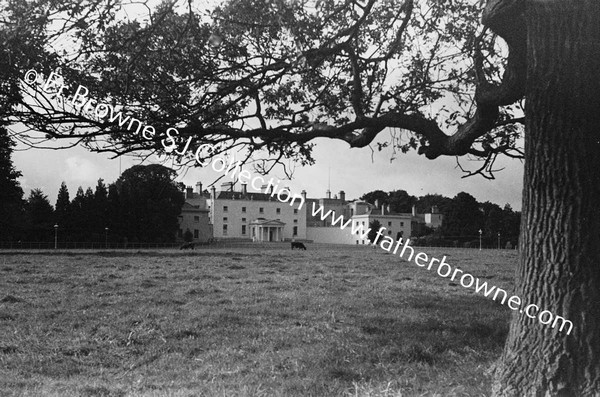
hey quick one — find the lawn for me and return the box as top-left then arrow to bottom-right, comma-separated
0,245 -> 517,396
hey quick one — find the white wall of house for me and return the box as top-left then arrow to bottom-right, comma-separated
351,214 -> 413,244
180,183 -> 441,244
307,213 -> 412,245
209,196 -> 307,240
306,227 -> 357,244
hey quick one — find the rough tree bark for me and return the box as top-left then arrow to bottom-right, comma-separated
491,0 -> 600,395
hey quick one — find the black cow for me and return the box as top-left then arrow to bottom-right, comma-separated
291,241 -> 306,250
180,242 -> 195,250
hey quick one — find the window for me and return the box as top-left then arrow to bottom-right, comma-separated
259,207 -> 264,214
194,216 -> 200,222
223,225 -> 228,235
242,225 -> 246,235
388,230 -> 392,235
294,209 -> 298,214
194,229 -> 199,238
276,208 -> 281,214
223,206 -> 228,212
388,221 -> 392,227
242,207 -> 246,213
242,218 -> 246,222
362,221 -> 365,225
400,222 -> 404,226
293,226 -> 298,236
293,219 -> 298,224
223,217 -> 228,222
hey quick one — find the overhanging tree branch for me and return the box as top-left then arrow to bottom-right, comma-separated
3,0 -> 526,178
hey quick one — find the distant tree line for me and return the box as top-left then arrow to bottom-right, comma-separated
50,165 -> 185,244
0,129 -> 185,244
2,125 -> 518,246
360,189 -> 521,248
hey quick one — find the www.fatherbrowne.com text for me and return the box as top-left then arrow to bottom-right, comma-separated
310,202 -> 574,335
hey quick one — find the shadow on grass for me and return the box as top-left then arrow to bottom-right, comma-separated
313,293 -> 510,393
358,294 -> 509,361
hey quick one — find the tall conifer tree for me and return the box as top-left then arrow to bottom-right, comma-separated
24,188 -> 54,241
55,182 -> 70,224
0,127 -> 24,241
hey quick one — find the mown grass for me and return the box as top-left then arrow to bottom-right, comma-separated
0,245 -> 517,396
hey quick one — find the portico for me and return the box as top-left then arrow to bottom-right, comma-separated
250,219 -> 286,242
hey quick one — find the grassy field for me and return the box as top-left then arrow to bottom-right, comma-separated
0,245 -> 517,396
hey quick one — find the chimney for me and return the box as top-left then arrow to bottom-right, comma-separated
186,186 -> 193,199
374,199 -> 379,208
241,183 -> 247,195
301,190 -> 307,200
381,205 -> 385,215
326,189 -> 331,199
195,182 -> 202,194
412,205 -> 417,216
210,186 -> 216,199
339,190 -> 345,202
261,184 -> 268,193
432,205 -> 439,214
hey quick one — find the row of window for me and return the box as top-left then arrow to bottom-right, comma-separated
196,217 -> 402,226
221,217 -> 298,224
222,206 -> 299,215
222,225 -> 298,236
355,220 -> 405,227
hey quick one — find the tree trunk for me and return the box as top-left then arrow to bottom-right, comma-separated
492,1 -> 600,395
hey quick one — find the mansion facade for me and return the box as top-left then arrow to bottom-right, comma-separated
177,182 -> 442,244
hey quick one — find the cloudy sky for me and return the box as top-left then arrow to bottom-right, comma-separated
13,134 -> 524,210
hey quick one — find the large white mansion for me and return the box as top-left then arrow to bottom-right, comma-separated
177,182 -> 442,244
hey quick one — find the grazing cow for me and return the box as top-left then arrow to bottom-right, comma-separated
291,241 -> 306,250
180,242 -> 195,250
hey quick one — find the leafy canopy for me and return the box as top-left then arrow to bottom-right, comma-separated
3,0 -> 523,178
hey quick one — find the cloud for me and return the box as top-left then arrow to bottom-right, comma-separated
63,156 -> 103,184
